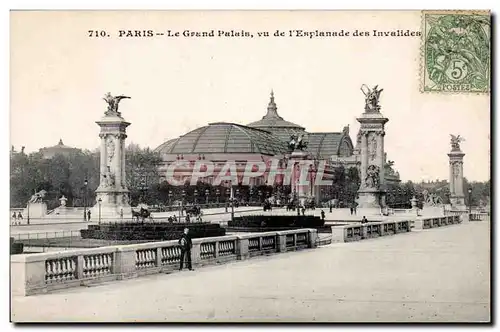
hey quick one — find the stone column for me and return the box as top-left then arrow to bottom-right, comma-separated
360,133 -> 368,188
448,148 -> 465,209
377,131 -> 385,189
99,134 -> 106,189
115,134 -> 122,190
355,100 -> 388,209
93,113 -> 131,219
121,137 -> 127,188
449,161 -> 454,194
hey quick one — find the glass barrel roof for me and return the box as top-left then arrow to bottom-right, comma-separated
307,133 -> 348,159
154,123 -> 289,156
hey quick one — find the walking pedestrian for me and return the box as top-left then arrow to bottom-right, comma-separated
87,210 -> 91,221
17,212 -> 23,220
178,228 -> 193,271
12,212 -> 17,221
321,210 -> 325,221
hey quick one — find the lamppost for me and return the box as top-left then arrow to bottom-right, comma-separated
27,200 -> 30,225
168,190 -> 173,208
468,187 -> 472,216
180,189 -> 186,220
139,177 -> 148,204
259,190 -> 263,204
83,179 -> 88,221
194,189 -> 198,205
295,190 -> 300,217
216,188 -> 220,204
225,188 -> 230,212
98,198 -> 102,224
205,189 -> 209,205
230,186 -> 235,222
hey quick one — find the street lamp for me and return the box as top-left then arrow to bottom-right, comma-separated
295,190 -> 300,217
216,188 -> 220,204
181,189 -> 186,219
83,179 -> 88,221
205,189 -> 209,205
194,189 -> 198,205
230,186 -> 235,222
249,187 -> 254,204
168,190 -> 173,208
98,198 -> 102,224
27,200 -> 30,225
468,187 -> 472,216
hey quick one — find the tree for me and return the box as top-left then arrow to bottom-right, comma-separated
125,144 -> 163,206
10,149 -> 99,209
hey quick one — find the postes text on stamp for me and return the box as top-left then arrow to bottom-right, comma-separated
421,11 -> 490,93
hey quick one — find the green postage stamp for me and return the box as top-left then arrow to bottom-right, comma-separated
421,10 -> 491,93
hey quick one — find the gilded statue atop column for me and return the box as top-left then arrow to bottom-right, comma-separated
103,92 -> 131,117
450,134 -> 465,151
361,84 -> 383,112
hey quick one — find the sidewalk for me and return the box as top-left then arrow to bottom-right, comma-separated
11,220 -> 490,322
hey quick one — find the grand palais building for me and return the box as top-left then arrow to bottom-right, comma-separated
154,92 -> 400,203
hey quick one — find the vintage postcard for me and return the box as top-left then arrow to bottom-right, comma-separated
10,10 -> 491,323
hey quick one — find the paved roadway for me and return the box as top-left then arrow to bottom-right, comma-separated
11,220 -> 490,322
9,206 -> 330,238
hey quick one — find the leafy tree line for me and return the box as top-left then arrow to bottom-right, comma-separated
10,144 -> 163,209
10,146 -> 363,209
10,145 -> 490,209
385,179 -> 491,208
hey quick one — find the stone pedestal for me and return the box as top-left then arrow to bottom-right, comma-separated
356,105 -> 389,209
91,110 -> 132,220
448,146 -> 466,210
410,196 -> 418,209
23,202 -> 47,219
290,151 -> 312,206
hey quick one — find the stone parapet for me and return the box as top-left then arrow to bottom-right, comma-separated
331,220 -> 411,243
11,228 -> 317,297
411,215 -> 461,230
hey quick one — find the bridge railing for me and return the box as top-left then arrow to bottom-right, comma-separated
11,228 -> 317,296
331,215 -> 461,243
331,220 -> 412,243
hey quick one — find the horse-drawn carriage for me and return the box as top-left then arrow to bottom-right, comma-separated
131,205 -> 153,223
184,205 -> 202,217
263,200 -> 272,211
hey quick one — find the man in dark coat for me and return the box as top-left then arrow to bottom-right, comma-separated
178,228 -> 193,271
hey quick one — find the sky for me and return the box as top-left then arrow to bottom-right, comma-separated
10,10 -> 491,182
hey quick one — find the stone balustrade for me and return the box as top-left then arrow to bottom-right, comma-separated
11,228 -> 317,296
331,220 -> 411,243
468,213 -> 488,221
408,215 -> 461,230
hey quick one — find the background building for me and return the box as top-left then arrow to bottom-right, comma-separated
154,92 -> 401,204
39,139 -> 80,159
